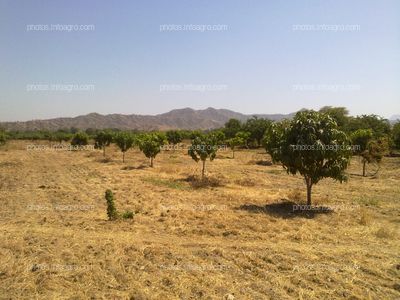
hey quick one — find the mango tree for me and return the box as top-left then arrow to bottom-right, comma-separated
166,130 -> 183,148
264,110 -> 352,205
114,132 -> 135,163
188,133 -> 219,178
94,130 -> 114,157
71,132 -> 89,146
138,133 -> 166,167
226,133 -> 245,158
351,129 -> 388,176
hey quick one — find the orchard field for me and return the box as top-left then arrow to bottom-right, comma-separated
0,140 -> 399,299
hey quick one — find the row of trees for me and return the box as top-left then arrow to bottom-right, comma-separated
4,128 -> 192,143
223,117 -> 272,147
187,110 -> 394,205
72,131 -> 166,166
1,108 -> 399,206
3,108 -> 399,150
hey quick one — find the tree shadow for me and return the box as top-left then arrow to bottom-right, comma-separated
255,160 -> 273,166
121,164 -> 147,170
237,200 -> 334,219
178,175 -> 224,188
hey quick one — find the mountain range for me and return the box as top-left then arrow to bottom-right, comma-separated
0,108 -> 296,131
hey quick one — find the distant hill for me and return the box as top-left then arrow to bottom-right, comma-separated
0,107 -> 297,131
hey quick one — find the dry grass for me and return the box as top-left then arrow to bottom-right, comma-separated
0,141 -> 399,299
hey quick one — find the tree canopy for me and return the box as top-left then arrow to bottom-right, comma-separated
264,110 -> 352,205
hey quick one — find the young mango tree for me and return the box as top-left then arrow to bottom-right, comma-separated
350,129 -> 373,176
138,133 -> 166,167
223,118 -> 242,139
94,130 -> 114,157
244,116 -> 272,147
166,130 -> 183,149
71,132 -> 89,146
236,131 -> 251,148
264,110 -> 352,205
364,137 -> 389,174
350,129 -> 389,176
114,132 -> 135,163
188,133 -> 219,178
54,132 -> 71,144
226,134 -> 245,158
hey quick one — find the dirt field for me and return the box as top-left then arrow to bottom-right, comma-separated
0,141 -> 399,299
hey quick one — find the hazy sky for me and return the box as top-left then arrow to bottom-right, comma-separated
0,0 -> 399,121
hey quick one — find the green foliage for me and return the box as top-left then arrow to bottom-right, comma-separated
166,130 -> 183,145
350,129 -> 373,154
6,128 -> 80,141
209,130 -> 226,144
121,210 -> 134,219
235,131 -> 251,148
138,133 -> 166,167
319,106 -> 349,129
0,131 -> 7,146
71,132 -> 89,146
364,137 -> 389,163
105,189 -> 118,220
264,110 -> 352,205
44,131 -> 56,142
54,132 -> 71,143
351,129 -> 388,176
85,128 -> 97,137
188,133 -> 219,178
105,189 -> 134,220
392,122 -> 400,149
362,137 -> 389,176
223,118 -> 242,139
189,130 -> 204,140
114,132 -> 135,162
226,133 -> 245,158
94,131 -> 114,157
244,116 -> 272,147
345,115 -> 391,137
70,127 -> 79,134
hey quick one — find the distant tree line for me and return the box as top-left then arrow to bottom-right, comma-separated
1,106 -> 399,205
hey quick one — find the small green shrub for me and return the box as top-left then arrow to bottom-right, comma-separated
105,189 -> 118,220
122,210 -> 134,219
71,132 -> 89,146
104,189 -> 134,221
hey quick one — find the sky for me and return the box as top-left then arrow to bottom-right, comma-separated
0,0 -> 399,121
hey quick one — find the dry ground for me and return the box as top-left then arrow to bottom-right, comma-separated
0,140 -> 399,299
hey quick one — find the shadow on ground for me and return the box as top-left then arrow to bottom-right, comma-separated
121,164 -> 148,170
177,175 -> 224,188
238,200 -> 334,219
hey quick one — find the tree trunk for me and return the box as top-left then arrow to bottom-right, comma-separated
232,149 -> 235,159
202,160 -> 206,179
362,160 -> 366,177
150,157 -> 153,167
305,177 -> 312,206
122,152 -> 125,163
103,146 -> 106,157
